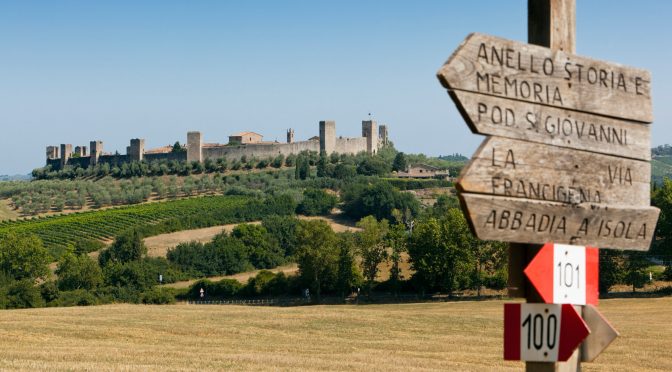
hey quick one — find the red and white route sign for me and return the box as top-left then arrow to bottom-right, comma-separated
504,303 -> 590,362
524,243 -> 599,305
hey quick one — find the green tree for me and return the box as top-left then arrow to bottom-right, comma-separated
386,222 -> 408,297
356,216 -> 390,293
407,209 -> 473,296
599,250 -> 626,293
56,250 -> 104,291
262,215 -> 299,257
342,181 -> 420,221
356,156 -> 391,176
317,152 -> 328,177
297,188 -> 338,216
231,224 -> 284,269
651,179 -> 672,272
295,220 -> 339,302
171,141 -> 186,153
335,233 -> 363,298
98,231 -> 147,267
392,152 -> 408,172
624,252 -> 650,292
0,232 -> 50,281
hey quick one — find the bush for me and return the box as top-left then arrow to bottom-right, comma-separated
141,287 -> 176,304
6,280 -> 45,309
297,189 -> 338,216
168,236 -> 251,277
483,270 -> 507,290
188,278 -> 243,299
52,289 -> 99,307
103,260 -> 157,291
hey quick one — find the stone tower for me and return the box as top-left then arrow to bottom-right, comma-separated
319,121 -> 336,155
90,140 -> 103,166
129,138 -> 145,162
60,144 -> 72,168
287,128 -> 295,144
46,146 -> 59,161
362,120 -> 378,154
379,125 -> 389,146
187,131 -> 202,163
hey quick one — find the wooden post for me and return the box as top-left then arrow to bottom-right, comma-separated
525,1 -> 578,371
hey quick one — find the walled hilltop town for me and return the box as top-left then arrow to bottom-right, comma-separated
44,120 -> 389,170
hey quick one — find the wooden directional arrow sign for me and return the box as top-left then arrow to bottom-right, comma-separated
457,136 -> 651,206
438,32 -> 659,251
581,304 -> 619,362
504,303 -> 590,362
459,193 -> 659,250
437,33 -> 653,123
524,243 -> 599,305
449,90 -> 651,161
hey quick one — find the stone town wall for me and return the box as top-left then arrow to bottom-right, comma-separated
202,140 -> 321,161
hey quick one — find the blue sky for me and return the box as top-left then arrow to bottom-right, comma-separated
1,0 -> 670,174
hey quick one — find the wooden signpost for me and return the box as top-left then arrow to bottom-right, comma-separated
436,0 -> 658,370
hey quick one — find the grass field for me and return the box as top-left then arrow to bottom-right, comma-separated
0,298 -> 670,371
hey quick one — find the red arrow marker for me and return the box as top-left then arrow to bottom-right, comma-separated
524,243 -> 599,305
504,303 -> 590,362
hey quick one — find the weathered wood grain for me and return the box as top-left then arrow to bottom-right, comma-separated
459,193 -> 659,251
457,136 -> 651,206
437,33 -> 652,123
450,91 -> 651,160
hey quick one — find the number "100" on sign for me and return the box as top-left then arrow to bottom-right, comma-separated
504,303 -> 590,362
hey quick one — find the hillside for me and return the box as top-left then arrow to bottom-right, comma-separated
652,156 -> 672,185
0,298 -> 670,371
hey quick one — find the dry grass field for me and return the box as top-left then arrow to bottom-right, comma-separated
0,199 -> 18,221
0,298 -> 670,371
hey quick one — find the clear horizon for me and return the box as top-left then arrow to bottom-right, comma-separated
1,0 -> 670,174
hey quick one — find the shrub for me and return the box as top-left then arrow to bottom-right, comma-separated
6,280 -> 45,309
297,188 -> 338,216
141,287 -> 176,304
52,289 -> 99,307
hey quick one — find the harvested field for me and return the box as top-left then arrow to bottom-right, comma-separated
0,298 -> 670,371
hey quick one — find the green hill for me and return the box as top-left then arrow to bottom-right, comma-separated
652,157 -> 672,185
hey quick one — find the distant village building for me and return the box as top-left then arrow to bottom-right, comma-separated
43,120 -> 390,170
396,164 -> 450,179
228,132 -> 263,144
